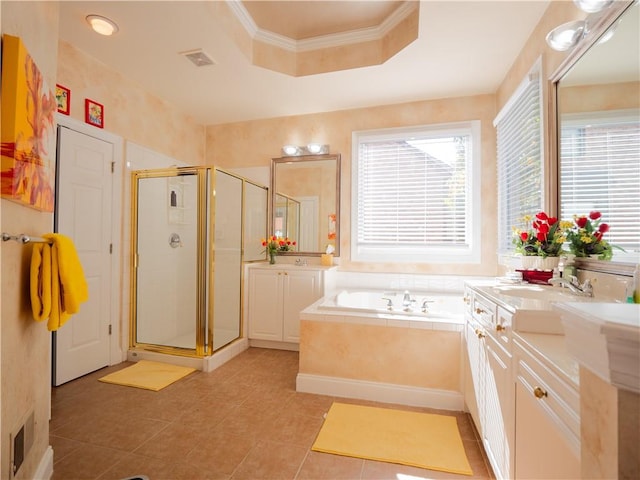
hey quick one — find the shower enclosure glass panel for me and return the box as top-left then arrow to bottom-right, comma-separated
244,181 -> 269,261
212,170 -> 242,350
132,168 -> 209,356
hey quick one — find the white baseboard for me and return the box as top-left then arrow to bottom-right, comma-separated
203,338 -> 249,372
126,338 -> 249,373
34,445 -> 54,480
296,373 -> 464,411
249,339 -> 299,351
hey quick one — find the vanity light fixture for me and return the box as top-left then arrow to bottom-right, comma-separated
281,144 -> 329,156
282,145 -> 300,156
546,20 -> 587,51
86,14 -> 119,36
547,0 -> 616,51
307,143 -> 323,154
573,0 -> 614,14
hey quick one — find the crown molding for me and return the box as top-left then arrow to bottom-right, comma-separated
227,0 -> 418,53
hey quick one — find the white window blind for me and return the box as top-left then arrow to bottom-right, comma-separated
352,122 -> 480,263
495,63 -> 543,254
560,110 -> 640,254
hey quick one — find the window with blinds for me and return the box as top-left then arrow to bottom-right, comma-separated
352,122 -> 481,263
495,63 -> 543,254
560,110 -> 640,255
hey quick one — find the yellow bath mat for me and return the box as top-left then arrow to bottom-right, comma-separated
312,402 -> 473,475
98,360 -> 196,391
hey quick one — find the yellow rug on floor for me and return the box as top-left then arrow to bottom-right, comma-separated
312,402 -> 473,476
98,360 -> 196,391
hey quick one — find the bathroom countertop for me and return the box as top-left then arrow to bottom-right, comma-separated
465,278 -> 603,314
248,262 -> 338,271
465,279 -> 590,388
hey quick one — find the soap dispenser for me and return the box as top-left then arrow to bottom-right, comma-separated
627,263 -> 639,303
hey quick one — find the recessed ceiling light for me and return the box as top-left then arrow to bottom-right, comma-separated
86,14 -> 119,36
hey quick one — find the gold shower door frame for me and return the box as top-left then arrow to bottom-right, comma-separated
130,167 -> 212,358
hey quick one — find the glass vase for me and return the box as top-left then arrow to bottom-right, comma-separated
269,251 -> 276,264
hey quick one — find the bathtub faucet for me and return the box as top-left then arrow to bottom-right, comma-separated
382,298 -> 394,310
402,290 -> 412,308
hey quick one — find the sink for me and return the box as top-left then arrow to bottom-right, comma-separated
491,284 -> 588,302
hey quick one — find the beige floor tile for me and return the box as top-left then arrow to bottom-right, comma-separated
230,440 -> 309,480
264,411 -> 325,448
296,450 -> 365,479
184,430 -> 256,475
50,347 -> 491,480
51,443 -> 128,480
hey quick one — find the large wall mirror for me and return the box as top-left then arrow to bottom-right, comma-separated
555,1 -> 639,266
271,154 -> 341,256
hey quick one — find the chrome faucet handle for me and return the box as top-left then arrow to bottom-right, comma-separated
580,278 -> 594,295
382,297 -> 394,310
421,299 -> 432,313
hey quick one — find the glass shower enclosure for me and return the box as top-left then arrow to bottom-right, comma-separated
130,166 -> 267,357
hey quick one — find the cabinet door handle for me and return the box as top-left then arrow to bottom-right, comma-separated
463,296 -> 470,304
475,329 -> 485,339
496,324 -> 506,332
475,307 -> 486,315
533,386 -> 548,399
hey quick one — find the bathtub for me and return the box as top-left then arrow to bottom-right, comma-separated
317,289 -> 464,320
298,289 -> 465,410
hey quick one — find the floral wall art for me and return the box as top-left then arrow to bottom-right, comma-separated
1,34 -> 56,212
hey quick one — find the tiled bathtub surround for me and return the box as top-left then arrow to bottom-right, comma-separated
331,271 -> 487,295
298,287 -> 466,410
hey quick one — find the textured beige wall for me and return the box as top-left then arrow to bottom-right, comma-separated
559,81 -> 640,114
57,41 -> 206,166
1,3 -> 59,478
207,94 -> 497,275
300,320 -> 461,391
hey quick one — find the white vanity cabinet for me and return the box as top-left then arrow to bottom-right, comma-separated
465,280 -> 583,480
513,336 -> 580,479
248,265 -> 331,347
464,287 -> 514,480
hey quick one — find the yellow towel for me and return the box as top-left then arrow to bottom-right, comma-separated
43,233 -> 88,315
30,243 -> 52,322
30,233 -> 88,331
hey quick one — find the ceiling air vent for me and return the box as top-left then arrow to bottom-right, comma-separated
180,49 -> 216,67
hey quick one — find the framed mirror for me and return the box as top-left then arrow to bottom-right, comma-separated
271,154 -> 341,256
555,1 -> 639,268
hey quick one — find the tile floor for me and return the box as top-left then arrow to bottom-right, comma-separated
50,347 -> 494,480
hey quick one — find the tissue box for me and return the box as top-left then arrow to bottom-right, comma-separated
321,254 -> 333,266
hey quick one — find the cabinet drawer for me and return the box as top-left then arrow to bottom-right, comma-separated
472,292 -> 496,329
514,339 -> 580,452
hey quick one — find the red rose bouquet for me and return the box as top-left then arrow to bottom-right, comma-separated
513,211 -> 570,257
566,211 -> 621,260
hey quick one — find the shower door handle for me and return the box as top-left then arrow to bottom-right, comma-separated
169,233 -> 182,248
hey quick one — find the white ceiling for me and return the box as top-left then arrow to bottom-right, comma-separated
58,1 -> 551,126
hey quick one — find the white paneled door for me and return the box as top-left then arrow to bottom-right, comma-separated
54,126 -> 114,386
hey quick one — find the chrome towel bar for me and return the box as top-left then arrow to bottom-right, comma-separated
1,232 -> 52,244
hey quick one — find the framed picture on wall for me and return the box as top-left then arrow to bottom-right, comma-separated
55,84 -> 70,115
1,34 -> 56,211
85,98 -> 104,128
